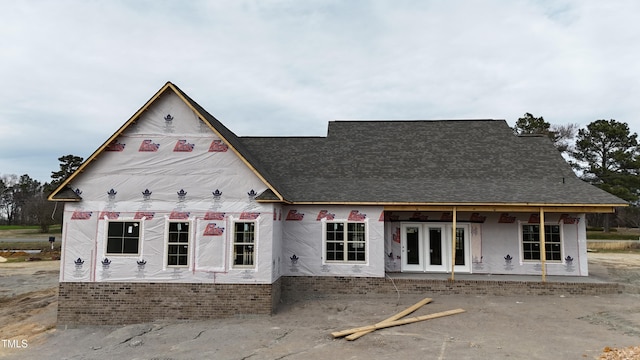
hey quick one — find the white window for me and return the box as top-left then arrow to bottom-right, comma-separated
521,224 -> 562,262
233,222 -> 256,267
167,221 -> 190,267
106,221 -> 140,255
325,221 -> 367,263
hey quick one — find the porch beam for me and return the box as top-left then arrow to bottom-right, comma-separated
383,205 -> 618,213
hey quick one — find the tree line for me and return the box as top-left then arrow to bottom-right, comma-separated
0,155 -> 83,231
513,114 -> 640,229
1,116 -> 640,231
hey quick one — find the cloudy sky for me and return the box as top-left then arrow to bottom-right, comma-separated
1,0 -> 639,183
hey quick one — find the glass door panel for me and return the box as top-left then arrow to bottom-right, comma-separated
429,227 -> 443,266
401,223 -> 470,273
402,225 -> 423,271
453,226 -> 471,273
455,228 -> 465,266
406,227 -> 420,265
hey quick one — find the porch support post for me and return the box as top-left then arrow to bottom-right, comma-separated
539,207 -> 546,282
450,206 -> 457,281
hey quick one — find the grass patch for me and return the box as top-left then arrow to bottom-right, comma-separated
0,224 -> 61,231
587,232 -> 640,240
0,225 -> 48,231
0,225 -> 62,239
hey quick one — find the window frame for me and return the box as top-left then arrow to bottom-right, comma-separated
232,220 -> 257,269
166,220 -> 192,268
105,220 -> 141,256
323,219 -> 368,264
520,222 -> 563,262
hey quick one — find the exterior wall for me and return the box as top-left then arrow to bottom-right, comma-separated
60,205 -> 276,284
280,205 -> 385,278
59,91 -> 276,284
384,211 -> 588,276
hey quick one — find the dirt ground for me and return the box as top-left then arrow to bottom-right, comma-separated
1,253 -> 640,360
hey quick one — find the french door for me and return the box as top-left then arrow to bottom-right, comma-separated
401,223 -> 470,273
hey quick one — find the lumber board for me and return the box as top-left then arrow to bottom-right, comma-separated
331,308 -> 466,338
345,297 -> 432,341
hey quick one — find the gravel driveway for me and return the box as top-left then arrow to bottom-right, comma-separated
1,253 -> 639,360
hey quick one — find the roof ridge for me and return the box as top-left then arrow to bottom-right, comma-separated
330,119 -> 505,122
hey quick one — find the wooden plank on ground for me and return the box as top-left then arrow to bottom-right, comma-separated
345,297 -> 432,341
331,308 -> 466,338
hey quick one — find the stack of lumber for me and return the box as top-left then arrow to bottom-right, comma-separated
599,345 -> 640,359
331,297 -> 465,341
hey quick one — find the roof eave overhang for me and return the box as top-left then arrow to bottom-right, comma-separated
384,204 -> 624,213
273,201 -> 626,213
49,197 -> 82,202
48,186 -> 83,202
256,199 -> 293,205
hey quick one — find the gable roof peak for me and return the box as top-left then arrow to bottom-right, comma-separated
48,81 -> 284,202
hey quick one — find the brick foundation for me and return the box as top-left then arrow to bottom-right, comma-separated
280,276 -> 624,297
58,280 -> 281,325
57,276 -> 623,325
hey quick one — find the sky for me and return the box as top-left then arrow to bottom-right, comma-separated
1,0 -> 639,183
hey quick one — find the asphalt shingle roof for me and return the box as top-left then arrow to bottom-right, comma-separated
238,120 -> 626,205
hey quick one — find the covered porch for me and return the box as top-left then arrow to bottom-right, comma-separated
382,203 -> 619,282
